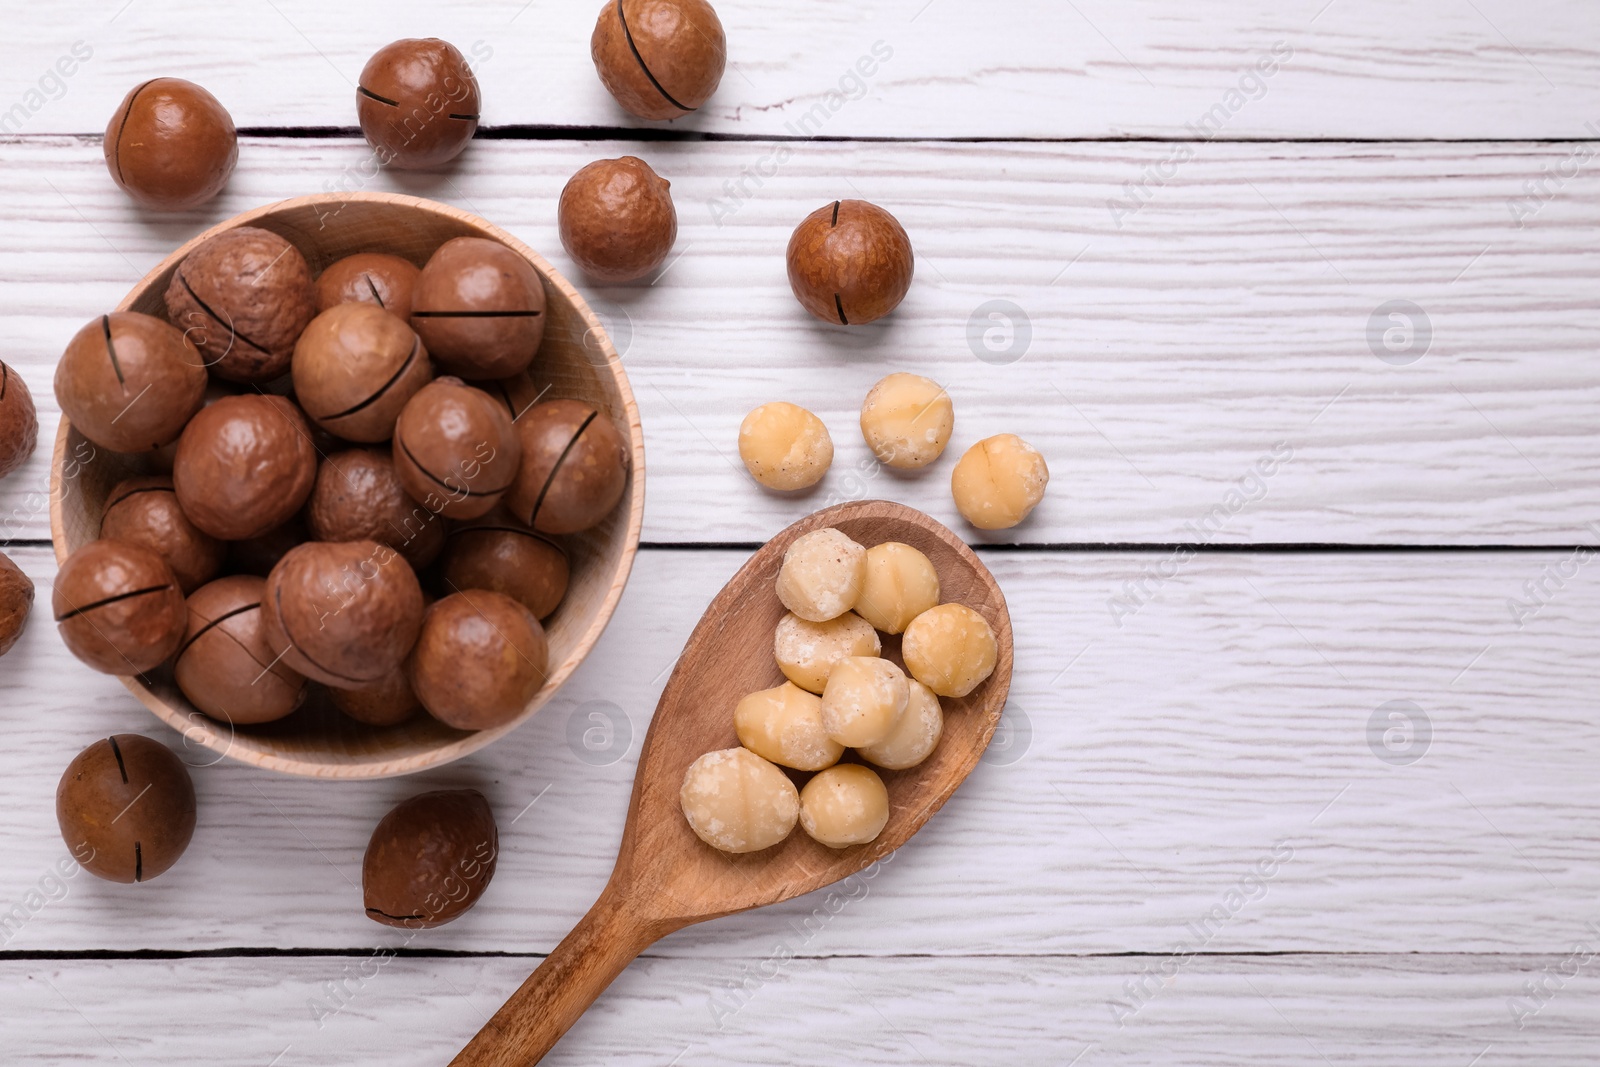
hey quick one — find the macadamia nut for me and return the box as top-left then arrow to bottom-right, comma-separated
821,655 -> 908,748
857,680 -> 943,770
734,682 -> 843,772
738,402 -> 832,491
859,373 -> 953,469
774,611 -> 879,694
902,603 -> 998,699
776,527 -> 865,623
854,541 -> 940,635
799,763 -> 889,849
680,747 -> 798,854
950,433 -> 1049,530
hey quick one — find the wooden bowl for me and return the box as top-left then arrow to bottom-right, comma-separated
49,193 -> 645,779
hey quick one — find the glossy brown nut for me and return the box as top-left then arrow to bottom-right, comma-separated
57,735 -> 197,884
558,156 -> 678,283
481,371 -> 545,426
591,0 -> 726,120
410,591 -> 548,730
786,200 -> 914,326
363,789 -> 498,928
175,575 -> 306,724
0,361 -> 38,479
226,517 -> 307,578
55,312 -> 207,452
316,253 -> 422,319
0,550 -> 33,657
260,540 -> 424,690
292,304 -> 433,443
357,38 -> 481,170
392,378 -> 522,521
100,476 -> 224,594
505,399 -> 630,535
441,513 -> 569,619
172,395 -> 317,541
104,78 -> 237,210
307,448 -> 446,570
332,667 -> 423,727
164,226 -> 318,383
53,539 -> 185,675
410,237 -> 546,380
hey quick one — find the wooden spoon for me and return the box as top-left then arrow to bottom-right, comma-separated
451,499 -> 1014,1066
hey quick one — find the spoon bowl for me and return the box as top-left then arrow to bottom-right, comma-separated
453,499 -> 1013,1065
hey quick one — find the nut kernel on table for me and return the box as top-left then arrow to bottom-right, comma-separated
950,433 -> 1050,530
858,679 -> 944,770
902,603 -> 998,699
859,372 -> 953,469
799,763 -> 890,849
739,401 -> 833,491
854,540 -> 940,635
776,527 -> 866,623
734,682 -> 844,772
821,655 -> 909,748
680,747 -> 799,854
774,610 -> 880,694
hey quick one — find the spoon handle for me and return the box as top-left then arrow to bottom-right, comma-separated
451,887 -> 653,1067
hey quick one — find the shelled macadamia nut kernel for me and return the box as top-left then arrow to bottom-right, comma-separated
104,79 -> 236,210
902,603 -> 998,699
859,373 -> 953,470
0,360 -> 38,480
821,655 -> 908,748
293,303 -> 432,443
776,527 -> 865,623
854,541 -> 940,635
786,200 -> 914,326
773,611 -> 880,694
950,433 -> 1049,530
317,252 -> 421,318
53,540 -> 186,675
590,0 -> 726,121
175,575 -> 306,725
55,312 -> 207,453
857,679 -> 943,770
57,735 -> 196,883
100,476 -> 224,594
738,402 -> 832,491
363,789 -> 498,929
680,747 -> 798,854
560,156 -> 678,283
799,763 -> 890,849
734,682 -> 844,772
357,39 -> 481,170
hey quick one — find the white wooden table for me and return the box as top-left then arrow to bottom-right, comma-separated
3,1 -> 1598,1063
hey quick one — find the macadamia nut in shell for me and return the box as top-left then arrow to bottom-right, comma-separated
786,200 -> 914,326
104,78 -> 237,210
0,361 -> 38,480
172,395 -> 317,541
590,0 -> 727,121
56,735 -> 196,883
53,540 -> 185,675
560,156 -> 678,283
55,313 -> 206,452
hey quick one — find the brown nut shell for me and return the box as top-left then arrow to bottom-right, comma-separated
786,199 -> 915,326
0,361 -> 38,480
363,789 -> 498,928
57,735 -> 197,884
357,39 -> 481,170
53,539 -> 185,675
332,668 -> 423,727
226,517 -> 307,578
54,312 -> 207,453
100,476 -> 224,594
293,303 -> 433,443
163,226 -> 318,383
440,514 -> 569,619
175,575 -> 306,724
0,550 -> 33,657
104,78 -> 237,210
409,590 -> 548,731
307,448 -> 446,570
172,394 -> 317,541
410,237 -> 546,380
260,540 -> 424,690
392,378 -> 522,521
591,0 -> 727,120
558,156 -> 678,282
316,252 -> 421,319
505,399 -> 630,535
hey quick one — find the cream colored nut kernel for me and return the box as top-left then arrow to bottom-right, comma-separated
950,433 -> 1049,530
774,611 -> 880,694
859,372 -> 953,470
902,603 -> 998,698
735,682 -> 844,772
738,401 -> 833,491
854,541 -> 940,634
799,763 -> 890,848
821,655 -> 909,748
680,748 -> 800,854
776,527 -> 866,622
858,679 -> 943,770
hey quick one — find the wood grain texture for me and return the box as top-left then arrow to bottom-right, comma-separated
0,138 -> 1595,546
5,954 -> 1595,1065
1,1 -> 1598,138
4,544 -> 1598,958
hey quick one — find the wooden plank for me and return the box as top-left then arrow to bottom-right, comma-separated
0,138 -> 1596,545
4,545 -> 1599,955
3,1 -> 1598,138
4,953 -> 1594,1065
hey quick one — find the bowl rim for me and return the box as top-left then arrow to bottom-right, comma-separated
49,191 -> 647,779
